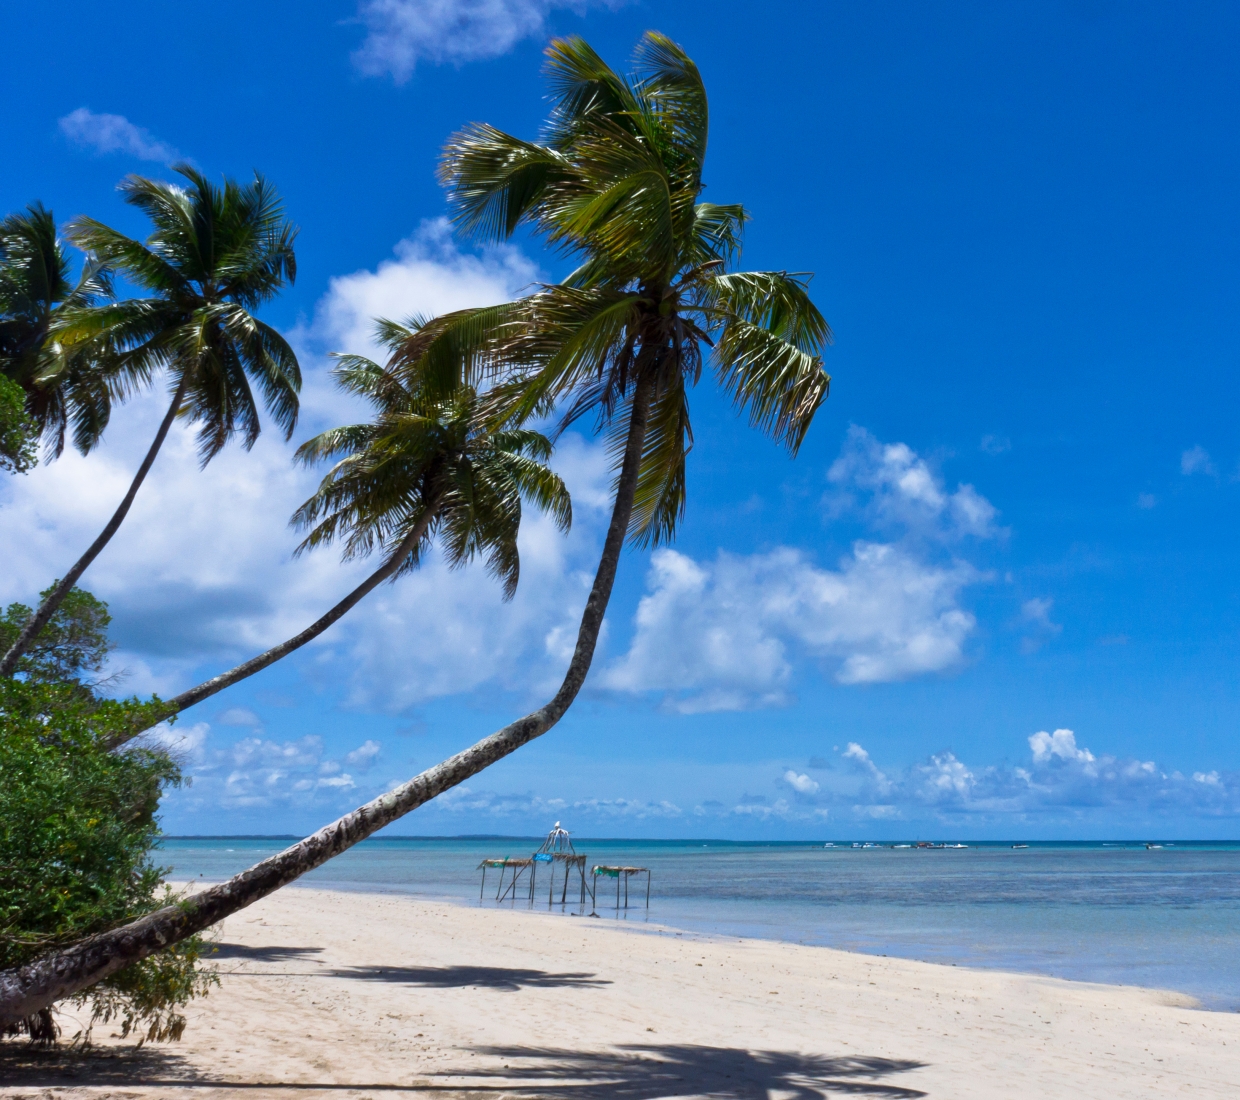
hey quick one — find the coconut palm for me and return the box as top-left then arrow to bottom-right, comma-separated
115,326 -> 571,740
0,168 -> 301,678
0,202 -> 112,458
0,32 -> 831,1027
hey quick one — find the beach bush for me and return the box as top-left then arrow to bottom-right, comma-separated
0,674 -> 215,1044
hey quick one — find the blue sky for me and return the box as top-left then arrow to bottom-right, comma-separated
4,0 -> 1240,839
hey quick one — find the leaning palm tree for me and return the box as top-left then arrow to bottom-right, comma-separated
0,202 -> 112,457
113,328 -> 571,742
0,168 -> 301,678
0,32 -> 831,1027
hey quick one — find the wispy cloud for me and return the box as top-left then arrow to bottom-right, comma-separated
58,108 -> 180,163
1181,445 -> 1216,476
134,722 -> 383,811
352,0 -> 623,83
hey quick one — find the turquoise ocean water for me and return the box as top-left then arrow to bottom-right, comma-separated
161,837 -> 1240,1011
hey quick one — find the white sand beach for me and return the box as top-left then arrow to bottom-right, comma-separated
3,885 -> 1238,1098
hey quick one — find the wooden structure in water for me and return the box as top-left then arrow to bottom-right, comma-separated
592,864 -> 651,909
533,822 -> 592,907
477,857 -> 535,903
477,823 -> 595,907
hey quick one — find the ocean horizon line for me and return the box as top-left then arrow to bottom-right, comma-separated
158,834 -> 1240,845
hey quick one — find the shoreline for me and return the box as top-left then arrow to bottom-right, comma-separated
4,883 -> 1238,1099
182,872 -> 1240,1014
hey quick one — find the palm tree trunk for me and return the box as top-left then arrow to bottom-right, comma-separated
102,502 -> 441,751
0,375 -> 653,1028
0,380 -> 188,677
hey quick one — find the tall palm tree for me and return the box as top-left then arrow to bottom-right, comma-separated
0,203 -> 112,458
0,168 -> 301,678
113,327 -> 571,742
0,32 -> 832,1027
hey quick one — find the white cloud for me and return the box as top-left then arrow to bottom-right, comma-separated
217,706 -> 263,728
0,225 -> 616,714
603,543 -> 980,711
352,0 -> 621,83
1029,728 -> 1095,765
1181,445 -> 1215,476
783,770 -> 820,794
313,219 -> 538,362
843,741 -> 893,795
1019,597 -> 1062,653
58,108 -> 179,163
827,426 -> 1000,540
764,732 -> 1240,825
601,430 -> 997,712
345,739 -> 382,770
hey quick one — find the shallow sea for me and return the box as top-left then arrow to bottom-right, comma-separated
160,837 -> 1240,1011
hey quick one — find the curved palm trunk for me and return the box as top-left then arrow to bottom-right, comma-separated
0,381 -> 188,678
103,503 -> 441,751
0,376 -> 653,1028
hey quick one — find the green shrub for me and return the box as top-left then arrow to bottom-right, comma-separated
0,679 -> 215,1043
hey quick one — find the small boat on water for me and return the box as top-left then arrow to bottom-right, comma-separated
892,843 -> 912,849
945,843 -> 968,849
1146,842 -> 1163,849
1012,844 -> 1029,849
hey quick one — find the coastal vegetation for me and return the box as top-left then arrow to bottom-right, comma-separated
0,591 -> 214,1043
0,32 -> 830,1038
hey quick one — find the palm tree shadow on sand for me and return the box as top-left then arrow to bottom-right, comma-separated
451,1044 -> 928,1099
0,1042 -> 927,1096
326,965 -> 611,991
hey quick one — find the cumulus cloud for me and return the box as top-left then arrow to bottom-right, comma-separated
59,108 -> 180,163
352,0 -> 622,82
313,219 -> 538,362
602,544 -> 979,711
757,730 -> 1240,825
1181,445 -> 1216,476
603,429 -> 995,712
1029,728 -> 1095,765
783,770 -> 820,794
0,223 -> 612,713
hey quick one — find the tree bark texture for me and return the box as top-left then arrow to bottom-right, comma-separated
0,376 -> 653,1028
103,502 -> 441,750
0,381 -> 188,677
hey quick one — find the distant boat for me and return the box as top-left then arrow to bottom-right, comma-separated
1146,843 -> 1163,849
945,844 -> 968,849
916,842 -> 946,849
823,843 -> 836,848
892,843 -> 912,849
1012,844 -> 1029,849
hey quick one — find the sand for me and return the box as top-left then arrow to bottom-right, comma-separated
2,884 -> 1238,1098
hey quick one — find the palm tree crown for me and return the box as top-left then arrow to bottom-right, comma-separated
0,203 -> 110,455
419,32 -> 831,545
58,166 -> 301,462
294,323 -> 572,600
